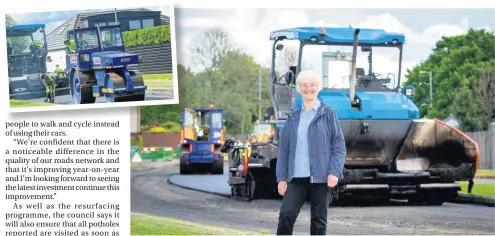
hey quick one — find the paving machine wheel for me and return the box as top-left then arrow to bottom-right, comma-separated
231,172 -> 257,201
180,154 -> 192,175
228,147 -> 264,201
211,155 -> 224,175
71,69 -> 96,104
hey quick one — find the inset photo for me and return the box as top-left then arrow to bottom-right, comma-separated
5,4 -> 178,113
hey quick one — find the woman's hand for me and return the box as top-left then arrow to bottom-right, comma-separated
278,181 -> 287,196
327,174 -> 338,188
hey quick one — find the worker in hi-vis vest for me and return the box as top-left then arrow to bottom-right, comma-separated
236,139 -> 243,148
30,39 -> 42,56
55,65 -> 65,78
31,39 -> 42,47
243,137 -> 251,157
41,74 -> 56,103
64,39 -> 76,53
193,117 -> 203,140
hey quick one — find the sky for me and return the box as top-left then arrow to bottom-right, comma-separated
173,8 -> 494,87
6,7 -> 495,87
6,5 -> 170,36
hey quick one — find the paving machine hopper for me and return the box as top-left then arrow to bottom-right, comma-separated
7,24 -> 50,95
224,27 -> 480,205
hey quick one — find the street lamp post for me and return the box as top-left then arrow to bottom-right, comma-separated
420,71 -> 433,108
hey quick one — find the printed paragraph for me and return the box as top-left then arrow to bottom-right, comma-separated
3,119 -> 123,236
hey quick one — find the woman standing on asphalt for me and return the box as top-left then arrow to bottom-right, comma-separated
275,70 -> 346,235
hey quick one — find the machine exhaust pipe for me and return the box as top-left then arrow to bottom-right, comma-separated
94,23 -> 104,51
349,28 -> 360,105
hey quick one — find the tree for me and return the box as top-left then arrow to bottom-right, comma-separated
403,29 -> 495,131
476,67 -> 495,122
451,61 -> 495,130
213,50 -> 271,134
140,29 -> 274,135
139,64 -> 194,129
189,28 -> 237,106
5,14 -> 30,53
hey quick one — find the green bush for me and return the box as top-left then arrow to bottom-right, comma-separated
162,121 -> 181,133
149,127 -> 167,133
123,25 -> 171,48
131,135 -> 144,147
142,73 -> 173,80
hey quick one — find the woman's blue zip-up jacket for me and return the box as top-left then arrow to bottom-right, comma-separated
276,102 -> 347,184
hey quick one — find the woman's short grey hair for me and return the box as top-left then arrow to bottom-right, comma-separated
295,70 -> 323,93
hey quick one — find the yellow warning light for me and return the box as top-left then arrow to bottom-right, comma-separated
256,120 -> 260,124
209,104 -> 214,109
76,23 -> 81,29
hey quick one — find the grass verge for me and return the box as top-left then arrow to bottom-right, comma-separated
131,213 -> 267,235
476,169 -> 495,178
131,163 -> 140,170
10,100 -> 58,108
142,73 -> 173,80
144,80 -> 173,89
457,181 -> 495,197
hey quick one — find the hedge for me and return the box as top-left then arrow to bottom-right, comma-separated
147,121 -> 181,133
131,135 -> 144,147
123,25 -> 171,48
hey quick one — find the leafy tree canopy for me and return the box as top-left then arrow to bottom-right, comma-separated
403,29 -> 494,131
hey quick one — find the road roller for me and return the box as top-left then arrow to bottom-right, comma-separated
65,23 -> 146,104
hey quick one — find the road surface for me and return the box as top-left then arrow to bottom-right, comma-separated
131,160 -> 495,235
10,87 -> 174,105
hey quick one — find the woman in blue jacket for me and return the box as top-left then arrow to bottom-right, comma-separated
276,70 -> 346,235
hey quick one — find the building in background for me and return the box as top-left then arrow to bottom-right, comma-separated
45,8 -> 170,73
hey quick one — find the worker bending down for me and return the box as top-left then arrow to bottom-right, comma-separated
41,74 -> 56,103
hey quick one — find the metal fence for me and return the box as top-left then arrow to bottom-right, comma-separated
126,43 -> 173,75
130,146 -> 178,162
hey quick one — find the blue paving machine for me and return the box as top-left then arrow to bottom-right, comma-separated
225,27 -> 479,205
6,24 -> 50,95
